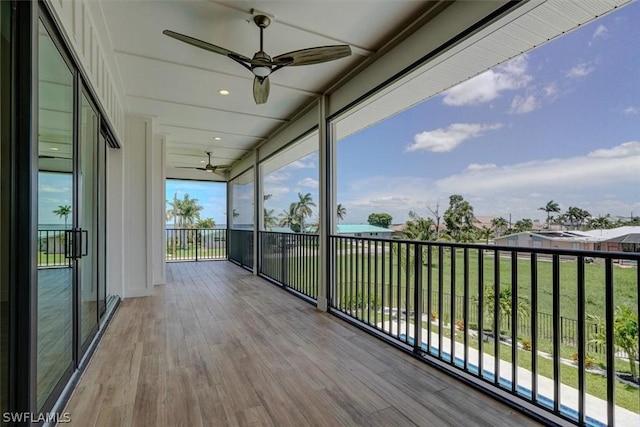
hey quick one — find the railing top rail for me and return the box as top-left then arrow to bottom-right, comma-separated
329,234 -> 640,260
259,230 -> 319,237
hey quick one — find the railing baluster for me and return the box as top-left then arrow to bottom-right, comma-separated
414,242 -> 422,355
605,258 -> 615,427
577,255 -> 585,426
478,249 -> 484,378
552,254 -> 561,413
463,248 -> 469,371
511,250 -> 518,393
531,252 -> 538,402
451,247 -> 456,364
438,245 -> 443,359
494,248 -> 500,386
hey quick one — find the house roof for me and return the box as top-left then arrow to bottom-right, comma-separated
578,226 -> 640,240
337,224 -> 392,234
603,233 -> 640,244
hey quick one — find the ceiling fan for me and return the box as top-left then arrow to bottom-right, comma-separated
176,151 -> 230,174
163,14 -> 352,104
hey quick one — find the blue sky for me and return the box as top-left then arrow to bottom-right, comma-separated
335,2 -> 640,224
166,179 -> 227,227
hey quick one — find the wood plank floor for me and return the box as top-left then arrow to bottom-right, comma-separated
63,261 -> 541,427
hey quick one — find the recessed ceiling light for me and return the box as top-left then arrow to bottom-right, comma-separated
200,160 -> 205,163
218,89 -> 230,95
214,137 -> 221,141
50,147 -> 59,151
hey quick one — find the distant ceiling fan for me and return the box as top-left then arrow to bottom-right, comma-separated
163,14 -> 352,104
176,151 -> 230,174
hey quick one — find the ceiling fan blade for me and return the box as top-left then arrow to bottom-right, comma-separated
175,166 -> 207,171
273,45 -> 351,66
163,30 -> 252,63
253,76 -> 270,105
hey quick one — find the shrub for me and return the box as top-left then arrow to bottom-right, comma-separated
521,339 -> 532,351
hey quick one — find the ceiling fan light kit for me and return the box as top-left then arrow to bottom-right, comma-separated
163,14 -> 352,104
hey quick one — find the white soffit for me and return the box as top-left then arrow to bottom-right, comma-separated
334,0 -> 634,141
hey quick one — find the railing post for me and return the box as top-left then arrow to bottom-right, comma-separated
413,243 -> 422,355
195,230 -> 199,261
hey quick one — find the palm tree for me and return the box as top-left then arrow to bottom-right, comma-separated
263,208 -> 277,231
294,192 -> 316,233
491,217 -> 508,237
477,226 -> 495,244
565,206 -> 590,230
586,214 -> 611,230
337,203 -> 347,222
53,205 -> 72,229
513,218 -> 533,233
539,200 -> 560,230
278,203 -> 300,232
403,211 -> 435,241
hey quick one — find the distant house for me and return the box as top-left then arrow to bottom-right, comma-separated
493,226 -> 640,253
494,231 -> 598,250
337,224 -> 393,239
579,226 -> 640,253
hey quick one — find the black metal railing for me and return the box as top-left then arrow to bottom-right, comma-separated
38,229 -> 71,267
259,231 -> 319,300
166,228 -> 227,261
228,229 -> 253,270
329,235 -> 640,426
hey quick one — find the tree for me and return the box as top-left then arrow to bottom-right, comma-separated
477,226 -> 495,244
473,287 -> 529,337
53,205 -> 72,229
367,213 -> 393,228
491,217 -> 509,237
426,202 -> 442,239
588,305 -> 638,381
263,208 -> 277,231
196,218 -> 216,229
403,211 -> 435,241
177,194 -> 203,228
337,203 -> 347,222
586,214 -> 611,230
552,213 -> 568,231
294,192 -> 316,233
566,206 -> 591,230
513,218 -> 533,233
279,203 -> 300,233
539,200 -> 561,230
443,194 -> 477,242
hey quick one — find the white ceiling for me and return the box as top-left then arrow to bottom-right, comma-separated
98,0 -> 439,177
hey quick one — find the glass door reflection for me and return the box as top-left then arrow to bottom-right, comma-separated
78,91 -> 98,350
36,19 -> 74,410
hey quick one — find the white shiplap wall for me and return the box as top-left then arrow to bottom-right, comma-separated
47,0 -> 125,143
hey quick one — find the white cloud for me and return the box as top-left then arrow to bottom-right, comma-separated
510,94 -> 539,114
587,141 -> 640,158
465,163 -> 497,172
543,83 -> 558,98
566,62 -> 595,78
264,171 -> 290,184
593,24 -> 608,39
442,56 -> 531,106
286,159 -> 316,169
298,177 -> 319,188
622,106 -> 638,115
435,141 -> 640,195
408,123 -> 503,152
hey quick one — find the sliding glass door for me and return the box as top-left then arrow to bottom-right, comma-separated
36,17 -> 106,411
36,18 -> 74,410
78,90 -> 99,351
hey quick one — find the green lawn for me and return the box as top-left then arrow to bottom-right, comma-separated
333,246 -> 637,320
